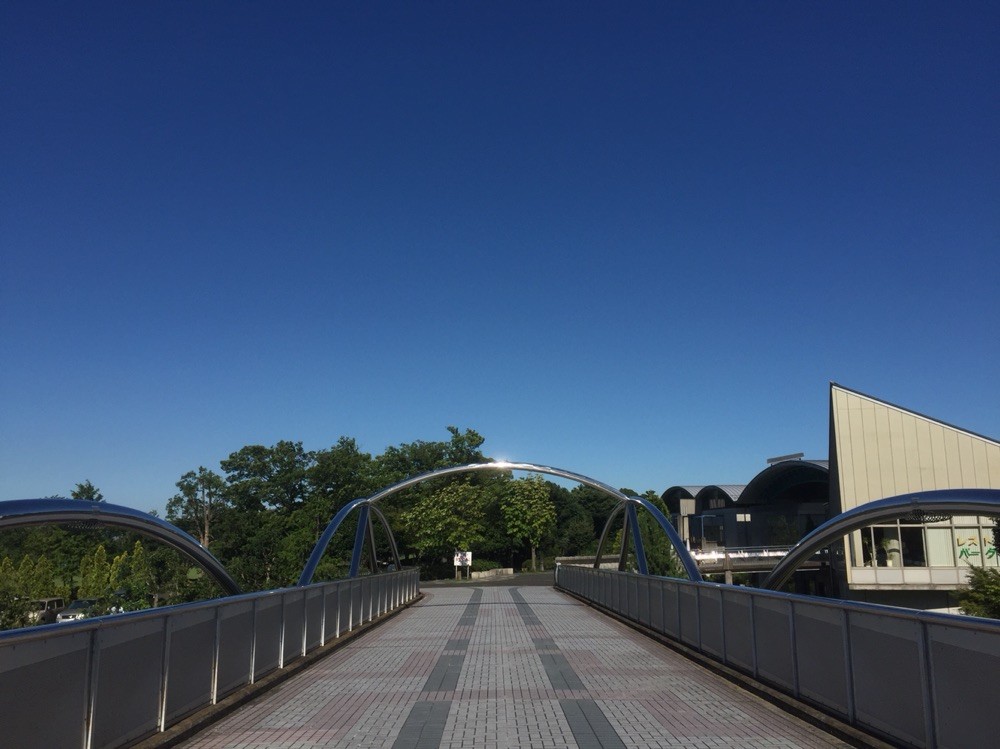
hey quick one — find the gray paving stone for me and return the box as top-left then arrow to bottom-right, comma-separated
180,586 -> 852,749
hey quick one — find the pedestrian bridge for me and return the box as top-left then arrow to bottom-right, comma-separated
3,566 -> 998,749
2,466 -> 999,748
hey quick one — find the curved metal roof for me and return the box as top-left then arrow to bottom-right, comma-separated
698,485 -> 745,503
660,486 -> 702,514
739,459 -> 829,506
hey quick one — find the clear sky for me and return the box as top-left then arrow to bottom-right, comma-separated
2,2 -> 998,515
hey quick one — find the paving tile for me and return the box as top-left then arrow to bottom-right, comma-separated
180,586 -> 851,749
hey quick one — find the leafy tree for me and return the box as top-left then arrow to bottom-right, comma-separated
501,475 -> 556,571
71,480 -> 103,501
635,492 -> 685,578
959,566 -> 1000,620
79,544 -> 110,600
221,441 -> 312,513
549,485 -> 597,556
123,541 -> 154,609
167,467 -> 226,548
400,479 -> 488,561
571,485 -> 614,542
30,555 -> 62,599
0,556 -> 29,629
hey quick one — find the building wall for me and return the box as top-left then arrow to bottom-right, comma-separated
830,384 -> 1000,594
831,385 -> 1000,506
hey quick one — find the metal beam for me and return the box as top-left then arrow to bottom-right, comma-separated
0,498 -> 241,595
762,489 -> 1000,590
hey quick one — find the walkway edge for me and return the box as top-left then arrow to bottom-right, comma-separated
557,587 -> 896,749
130,593 -> 425,749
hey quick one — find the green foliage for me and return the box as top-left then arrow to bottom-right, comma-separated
79,544 -> 110,600
71,480 -> 104,501
0,556 -> 29,629
959,566 -> 1000,620
167,467 -> 225,548
401,480 -> 488,559
1,425 -> 637,602
501,475 -> 556,571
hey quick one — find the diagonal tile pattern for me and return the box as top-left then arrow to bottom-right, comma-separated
181,586 -> 851,749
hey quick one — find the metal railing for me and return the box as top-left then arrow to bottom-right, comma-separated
556,564 -> 1000,749
0,569 -> 419,749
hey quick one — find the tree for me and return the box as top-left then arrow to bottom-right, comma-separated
123,540 -> 154,609
636,491 -> 685,578
501,475 -> 556,571
167,467 -> 226,548
221,441 -> 312,513
71,480 -> 103,501
959,566 -> 1000,620
79,544 -> 110,601
400,480 -> 488,560
0,556 -> 29,629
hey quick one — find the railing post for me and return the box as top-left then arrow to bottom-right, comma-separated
249,598 -> 259,684
919,620 -> 938,747
842,608 -> 856,725
211,606 -> 222,703
158,614 -> 173,732
789,600 -> 799,699
301,589 -> 309,657
84,627 -> 102,749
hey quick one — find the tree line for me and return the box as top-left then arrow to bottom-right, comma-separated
1,426 -> 680,628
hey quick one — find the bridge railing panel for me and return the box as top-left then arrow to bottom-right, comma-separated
339,579 -> 353,635
678,584 -> 699,647
91,616 -> 163,749
720,587 -> 754,674
163,606 -> 216,728
557,565 -> 1000,749
216,600 -> 254,699
927,618 -> 1000,747
792,601 -> 850,718
350,578 -> 363,629
253,595 -> 283,680
849,610 -> 928,747
698,586 -> 724,660
753,596 -> 795,692
305,586 -> 324,651
0,569 -> 419,749
323,581 -> 341,641
0,627 -> 91,748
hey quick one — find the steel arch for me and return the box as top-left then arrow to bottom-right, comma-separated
762,488 -> 1000,590
0,498 -> 242,595
298,461 -> 702,585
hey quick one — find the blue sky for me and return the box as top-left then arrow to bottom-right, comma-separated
2,2 -> 998,514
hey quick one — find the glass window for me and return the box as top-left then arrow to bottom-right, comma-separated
925,528 -> 955,566
955,528 -> 984,567
899,526 -> 926,567
984,528 -> 998,567
856,529 -> 874,567
873,526 -> 901,567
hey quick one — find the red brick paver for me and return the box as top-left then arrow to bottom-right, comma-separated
180,587 -> 850,748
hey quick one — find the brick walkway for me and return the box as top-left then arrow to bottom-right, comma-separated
181,586 -> 851,748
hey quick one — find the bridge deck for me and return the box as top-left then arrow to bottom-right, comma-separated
181,586 -> 849,749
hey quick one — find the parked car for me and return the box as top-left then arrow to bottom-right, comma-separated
26,597 -> 66,625
56,599 -> 99,622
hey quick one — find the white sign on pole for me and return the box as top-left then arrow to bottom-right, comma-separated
453,551 -> 471,567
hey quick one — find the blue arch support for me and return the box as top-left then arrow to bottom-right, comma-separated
298,461 -> 703,586
762,488 -> 1000,590
593,494 -> 699,580
0,498 -> 241,595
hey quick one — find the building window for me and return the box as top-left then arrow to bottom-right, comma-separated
925,527 -> 954,566
853,518 -> 997,569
